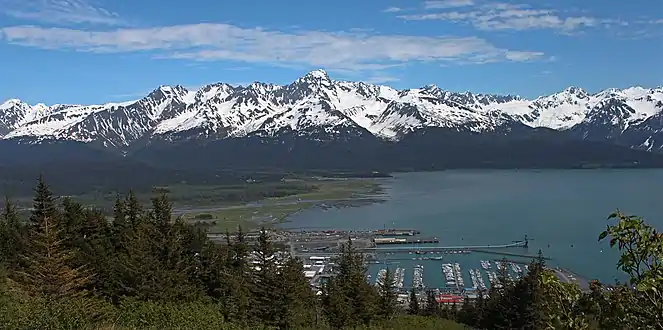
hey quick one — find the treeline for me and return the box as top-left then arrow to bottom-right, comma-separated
0,177 -> 463,329
0,177 -> 661,329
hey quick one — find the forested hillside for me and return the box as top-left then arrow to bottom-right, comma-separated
0,177 -> 661,329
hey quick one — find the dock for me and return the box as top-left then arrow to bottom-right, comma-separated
373,237 -> 440,245
361,240 -> 528,252
374,228 -> 421,236
475,249 -> 552,260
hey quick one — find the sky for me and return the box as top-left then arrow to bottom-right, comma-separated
0,0 -> 662,105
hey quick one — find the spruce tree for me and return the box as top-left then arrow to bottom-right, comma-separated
251,227 -> 279,325
277,255 -> 316,329
322,278 -> 352,329
111,194 -> 129,247
513,254 -> 546,329
150,193 -> 172,231
458,296 -> 476,326
222,225 -> 252,326
408,287 -> 420,315
322,237 -> 376,328
377,267 -> 398,320
0,197 -> 23,268
124,190 -> 142,229
9,215 -> 89,301
29,175 -> 59,232
424,289 -> 440,317
60,197 -> 86,250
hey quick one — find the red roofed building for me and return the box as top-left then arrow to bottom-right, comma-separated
436,294 -> 463,304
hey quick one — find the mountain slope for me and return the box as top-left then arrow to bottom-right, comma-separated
1,70 -> 662,154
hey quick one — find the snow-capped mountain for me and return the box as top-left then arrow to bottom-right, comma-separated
1,70 -> 662,152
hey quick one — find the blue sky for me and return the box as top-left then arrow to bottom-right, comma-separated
0,0 -> 662,105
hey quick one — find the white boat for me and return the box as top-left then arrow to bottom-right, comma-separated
413,265 -> 425,290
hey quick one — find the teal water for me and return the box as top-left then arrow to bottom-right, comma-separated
282,170 -> 663,288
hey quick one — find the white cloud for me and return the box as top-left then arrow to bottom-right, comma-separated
0,23 -> 546,72
424,0 -> 474,9
1,0 -> 123,26
505,51 -> 546,61
382,7 -> 403,13
399,1 -> 608,32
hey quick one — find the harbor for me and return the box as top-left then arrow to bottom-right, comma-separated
281,227 -> 592,299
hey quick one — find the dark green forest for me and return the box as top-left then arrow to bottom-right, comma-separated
0,177 -> 661,329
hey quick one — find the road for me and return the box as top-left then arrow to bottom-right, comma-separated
550,267 -> 591,291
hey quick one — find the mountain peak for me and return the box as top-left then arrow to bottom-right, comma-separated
1,98 -> 25,110
302,69 -> 329,80
564,86 -> 587,96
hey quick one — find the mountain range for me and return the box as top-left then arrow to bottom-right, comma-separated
2,69 -> 662,152
2,69 -> 663,192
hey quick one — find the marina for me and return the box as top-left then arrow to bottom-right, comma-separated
283,228 -> 591,297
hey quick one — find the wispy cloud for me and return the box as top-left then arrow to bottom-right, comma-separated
1,0 -> 123,26
424,0 -> 474,9
382,7 -> 403,13
0,23 -> 546,73
399,2 -> 612,32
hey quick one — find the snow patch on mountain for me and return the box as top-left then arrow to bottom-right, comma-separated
1,70 -> 662,151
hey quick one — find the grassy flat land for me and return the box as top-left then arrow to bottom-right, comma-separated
9,178 -> 385,233
6,177 -> 385,233
180,179 -> 385,232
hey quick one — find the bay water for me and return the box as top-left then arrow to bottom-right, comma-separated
281,170 -> 663,288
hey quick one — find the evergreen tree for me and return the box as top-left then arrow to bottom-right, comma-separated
9,215 -> 89,301
222,225 -> 253,326
124,190 -> 142,229
424,289 -> 439,317
408,287 -> 420,315
115,195 -> 201,302
110,194 -> 129,248
150,193 -> 172,231
474,289 -> 487,327
377,267 -> 398,320
322,278 -> 352,329
513,253 -> 547,329
479,259 -> 524,329
29,175 -> 59,232
458,297 -> 476,326
448,301 -> 459,321
251,227 -> 279,325
322,237 -> 376,328
60,197 -> 86,250
276,255 -> 317,329
0,197 -> 24,268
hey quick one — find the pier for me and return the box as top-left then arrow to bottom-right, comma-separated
360,240 -> 528,252
374,237 -> 440,245
475,249 -> 552,260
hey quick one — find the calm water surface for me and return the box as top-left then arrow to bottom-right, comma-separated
282,170 -> 663,286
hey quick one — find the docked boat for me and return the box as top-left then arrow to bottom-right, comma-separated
413,265 -> 425,290
395,267 -> 406,288
375,269 -> 387,286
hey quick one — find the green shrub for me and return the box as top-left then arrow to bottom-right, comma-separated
112,299 -> 238,330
